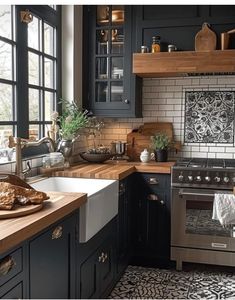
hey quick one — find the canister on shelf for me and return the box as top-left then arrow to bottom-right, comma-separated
141,45 -> 149,53
151,36 -> 161,53
168,44 -> 177,52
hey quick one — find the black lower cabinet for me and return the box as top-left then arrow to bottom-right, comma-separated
0,280 -> 24,299
130,173 -> 171,267
29,213 -> 77,299
77,217 -> 116,299
116,177 -> 131,278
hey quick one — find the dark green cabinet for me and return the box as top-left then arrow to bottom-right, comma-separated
116,178 -> 130,278
78,217 -> 116,299
130,173 -> 171,267
83,5 -> 142,117
29,214 -> 77,299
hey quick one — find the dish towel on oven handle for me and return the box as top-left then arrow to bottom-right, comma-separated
212,193 -> 235,226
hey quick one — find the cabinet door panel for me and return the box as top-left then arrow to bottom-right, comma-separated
80,251 -> 98,299
29,217 -> 75,299
0,281 -> 23,299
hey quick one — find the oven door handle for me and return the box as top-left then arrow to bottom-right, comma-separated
179,190 -> 215,198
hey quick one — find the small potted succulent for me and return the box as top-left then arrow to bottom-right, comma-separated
150,133 -> 171,162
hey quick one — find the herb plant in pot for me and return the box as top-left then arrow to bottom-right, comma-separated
151,133 -> 171,162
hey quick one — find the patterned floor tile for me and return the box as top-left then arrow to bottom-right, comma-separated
109,265 -> 235,299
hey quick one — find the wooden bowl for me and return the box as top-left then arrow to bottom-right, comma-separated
79,152 -> 111,163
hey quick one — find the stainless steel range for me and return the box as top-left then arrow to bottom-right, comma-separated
171,158 -> 235,270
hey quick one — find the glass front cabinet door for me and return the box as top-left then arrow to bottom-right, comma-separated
84,6 -> 142,117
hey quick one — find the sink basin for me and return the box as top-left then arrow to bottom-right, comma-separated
31,177 -> 118,243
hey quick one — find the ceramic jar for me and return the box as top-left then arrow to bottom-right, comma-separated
140,149 -> 150,163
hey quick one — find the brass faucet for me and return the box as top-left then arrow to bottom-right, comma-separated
8,136 -> 55,180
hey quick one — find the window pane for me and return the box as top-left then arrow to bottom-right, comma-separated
96,82 -> 108,103
29,124 -> 39,140
44,57 -> 54,88
0,125 -> 13,149
28,51 -> 40,85
44,23 -> 54,56
0,41 -> 12,80
29,88 -> 40,121
111,57 -> 123,79
28,16 -> 40,50
0,83 -> 13,121
111,82 -> 123,102
96,57 -> 108,79
0,5 -> 11,40
44,91 -> 54,121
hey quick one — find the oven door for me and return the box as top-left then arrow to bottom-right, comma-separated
171,187 -> 235,252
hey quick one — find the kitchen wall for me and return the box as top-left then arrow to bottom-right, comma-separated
87,75 -> 235,160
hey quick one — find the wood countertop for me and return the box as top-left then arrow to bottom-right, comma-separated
55,161 -> 175,180
0,191 -> 86,255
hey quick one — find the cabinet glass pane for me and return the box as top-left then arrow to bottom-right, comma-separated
44,57 -> 54,89
45,91 -> 54,121
29,124 -> 39,140
96,82 -> 108,103
0,41 -> 12,80
111,28 -> 124,54
29,88 -> 40,121
28,51 -> 40,86
111,57 -> 123,79
28,16 -> 40,51
112,6 -> 124,25
0,125 -> 13,149
96,30 -> 109,55
0,6 -> 12,40
97,6 -> 109,26
96,57 -> 108,79
111,82 -> 123,102
0,83 -> 13,121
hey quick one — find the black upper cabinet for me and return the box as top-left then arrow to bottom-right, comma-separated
83,5 -> 142,117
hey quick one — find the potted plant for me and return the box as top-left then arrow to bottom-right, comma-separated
53,99 -> 89,166
150,133 -> 171,162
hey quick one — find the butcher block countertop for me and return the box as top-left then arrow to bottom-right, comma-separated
55,161 -> 175,180
0,191 -> 86,255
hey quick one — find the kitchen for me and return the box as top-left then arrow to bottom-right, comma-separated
0,3 -> 235,299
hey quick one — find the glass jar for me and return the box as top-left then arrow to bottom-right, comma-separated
151,36 -> 161,53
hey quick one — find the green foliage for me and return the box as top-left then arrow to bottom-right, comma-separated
150,133 -> 171,150
58,99 -> 89,140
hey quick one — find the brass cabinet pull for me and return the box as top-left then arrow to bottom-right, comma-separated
52,226 -> 63,240
98,252 -> 108,263
147,194 -> 159,201
0,256 -> 15,277
148,177 -> 159,185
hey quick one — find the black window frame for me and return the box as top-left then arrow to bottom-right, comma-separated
0,5 -> 61,142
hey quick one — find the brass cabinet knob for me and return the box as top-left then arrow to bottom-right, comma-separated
0,255 -> 15,276
52,226 -> 63,240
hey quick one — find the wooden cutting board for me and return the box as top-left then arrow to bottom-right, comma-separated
195,23 -> 217,51
0,203 -> 43,219
127,122 -> 180,161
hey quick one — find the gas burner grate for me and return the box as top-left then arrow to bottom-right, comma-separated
206,159 -> 225,169
224,159 -> 235,169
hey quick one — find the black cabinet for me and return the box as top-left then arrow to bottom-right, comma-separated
116,177 -> 130,278
83,5 -> 142,117
28,214 -> 77,299
78,217 -> 116,299
130,173 -> 171,267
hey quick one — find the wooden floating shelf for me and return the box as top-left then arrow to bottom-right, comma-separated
132,50 -> 235,78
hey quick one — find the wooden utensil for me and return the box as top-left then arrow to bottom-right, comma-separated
221,28 -> 235,50
195,23 -> 217,52
0,204 -> 43,219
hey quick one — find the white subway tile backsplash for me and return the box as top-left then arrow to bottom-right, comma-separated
209,147 -> 225,152
215,153 -> 233,159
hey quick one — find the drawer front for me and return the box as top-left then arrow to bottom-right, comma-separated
0,248 -> 22,287
140,173 -> 167,189
0,281 -> 23,299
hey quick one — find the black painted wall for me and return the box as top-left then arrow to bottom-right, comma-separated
134,5 -> 235,52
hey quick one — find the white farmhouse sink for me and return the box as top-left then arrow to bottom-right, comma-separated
31,177 -> 118,243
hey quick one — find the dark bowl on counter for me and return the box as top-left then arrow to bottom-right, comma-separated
79,152 -> 112,163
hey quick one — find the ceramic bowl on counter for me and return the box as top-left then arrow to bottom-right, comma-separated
79,152 -> 111,163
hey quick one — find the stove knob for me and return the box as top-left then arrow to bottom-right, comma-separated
178,174 -> 184,182
196,176 -> 201,182
205,176 -> 211,182
223,176 -> 230,183
214,176 -> 221,183
188,175 -> 193,182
